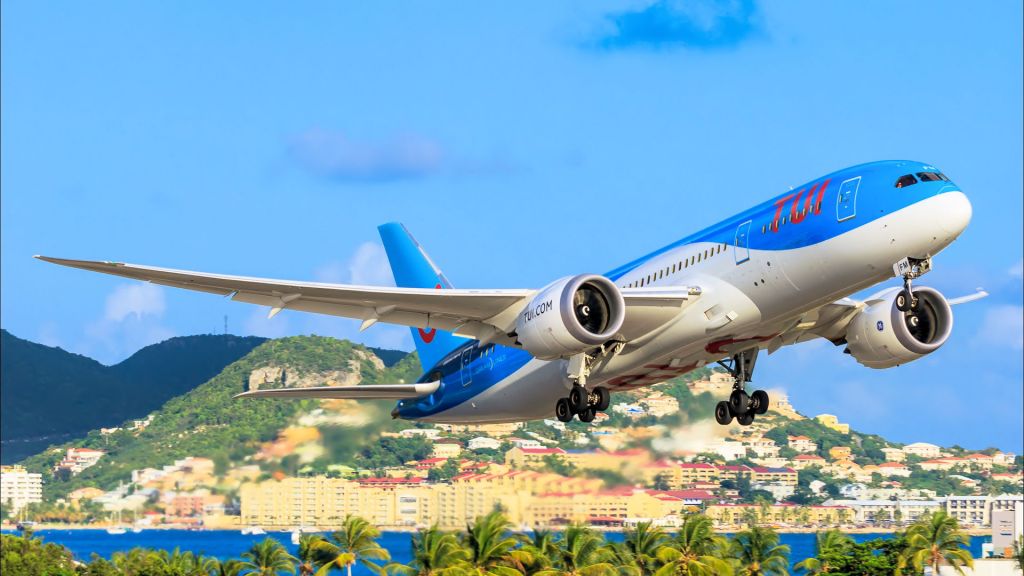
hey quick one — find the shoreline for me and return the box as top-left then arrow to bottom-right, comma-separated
1,523 -> 992,536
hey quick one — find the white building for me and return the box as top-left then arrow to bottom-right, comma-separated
903,442 -> 942,459
399,428 -> 442,439
468,437 -> 501,451
710,441 -> 748,461
881,447 -> 906,462
827,498 -> 944,524
0,465 -> 43,515
787,436 -> 818,453
55,448 -> 106,475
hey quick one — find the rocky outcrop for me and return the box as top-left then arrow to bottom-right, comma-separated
247,348 -> 385,391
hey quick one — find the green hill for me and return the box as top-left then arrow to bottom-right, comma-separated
0,330 -> 267,463
18,336 -> 421,499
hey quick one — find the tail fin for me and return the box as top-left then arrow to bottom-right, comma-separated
378,223 -> 470,372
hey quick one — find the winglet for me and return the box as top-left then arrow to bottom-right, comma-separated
947,288 -> 989,306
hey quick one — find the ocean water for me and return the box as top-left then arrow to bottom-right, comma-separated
5,529 -> 989,573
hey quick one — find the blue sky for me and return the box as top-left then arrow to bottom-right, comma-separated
2,1 -> 1021,451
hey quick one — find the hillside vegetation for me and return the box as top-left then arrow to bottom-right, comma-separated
18,336 -> 420,499
0,330 -> 266,462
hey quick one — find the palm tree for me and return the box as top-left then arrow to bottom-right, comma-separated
391,525 -> 471,576
520,529 -> 560,573
536,524 -> 616,576
1012,536 -> 1024,571
314,516 -> 391,576
655,515 -> 731,576
623,521 -> 668,576
793,530 -> 852,575
241,538 -> 297,576
207,558 -> 245,576
297,534 -> 327,576
728,525 -> 789,576
604,541 -> 643,576
462,510 -> 529,576
897,511 -> 973,576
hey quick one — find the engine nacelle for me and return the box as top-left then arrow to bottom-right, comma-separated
845,286 -> 953,369
515,274 -> 625,359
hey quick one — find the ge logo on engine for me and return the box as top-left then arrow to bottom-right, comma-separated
876,321 -> 884,332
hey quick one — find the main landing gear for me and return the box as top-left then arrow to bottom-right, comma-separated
555,385 -> 610,423
714,349 -> 770,426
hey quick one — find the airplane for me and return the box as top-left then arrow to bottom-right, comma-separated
37,160 -> 985,427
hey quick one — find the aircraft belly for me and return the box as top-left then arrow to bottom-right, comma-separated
418,360 -> 567,423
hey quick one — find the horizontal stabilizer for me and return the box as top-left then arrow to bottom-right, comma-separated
234,381 -> 439,400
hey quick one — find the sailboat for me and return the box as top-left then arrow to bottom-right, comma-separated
106,509 -> 127,535
130,510 -> 143,533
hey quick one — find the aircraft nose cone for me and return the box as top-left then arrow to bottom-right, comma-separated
937,191 -> 972,236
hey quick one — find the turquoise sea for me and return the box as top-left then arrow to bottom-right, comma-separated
4,529 -> 989,573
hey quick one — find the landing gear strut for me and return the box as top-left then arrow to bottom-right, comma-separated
714,349 -> 769,426
894,257 -> 932,312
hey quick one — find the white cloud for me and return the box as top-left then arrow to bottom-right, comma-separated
103,283 -> 166,322
975,305 -> 1024,350
82,283 -> 175,363
1010,259 -> 1023,280
347,242 -> 394,286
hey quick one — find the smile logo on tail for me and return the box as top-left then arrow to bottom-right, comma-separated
417,283 -> 443,343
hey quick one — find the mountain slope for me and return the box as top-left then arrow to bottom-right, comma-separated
0,330 -> 266,462
18,336 -> 418,499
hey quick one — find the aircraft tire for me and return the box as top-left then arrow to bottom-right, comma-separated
751,390 -> 770,415
715,401 -> 733,425
737,412 -> 755,426
569,385 -> 588,413
555,398 -> 574,422
579,408 -> 596,423
593,387 -> 611,411
896,290 -> 911,312
729,389 -> 750,416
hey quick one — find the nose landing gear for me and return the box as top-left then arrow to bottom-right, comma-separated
714,349 -> 770,426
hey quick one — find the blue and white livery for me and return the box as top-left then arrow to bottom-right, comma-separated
38,160 -> 982,426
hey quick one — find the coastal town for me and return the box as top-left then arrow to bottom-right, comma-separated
3,371 -> 1021,537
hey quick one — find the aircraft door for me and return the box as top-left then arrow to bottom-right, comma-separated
460,347 -> 474,387
836,176 -> 861,222
734,220 -> 752,264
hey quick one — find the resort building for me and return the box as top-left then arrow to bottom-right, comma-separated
504,447 -> 566,468
903,442 -> 943,459
0,465 -> 43,514
814,414 -> 850,434
881,447 -> 906,462
704,503 -> 850,527
787,436 -> 818,453
54,448 -> 106,476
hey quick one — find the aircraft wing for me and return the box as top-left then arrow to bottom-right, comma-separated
235,381 -> 440,400
35,256 -> 698,344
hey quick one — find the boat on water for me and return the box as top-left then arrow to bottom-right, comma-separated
241,526 -> 266,535
106,527 -> 127,535
290,526 -> 317,544
130,526 -> 144,534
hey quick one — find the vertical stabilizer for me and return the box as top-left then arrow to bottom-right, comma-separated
378,223 -> 470,372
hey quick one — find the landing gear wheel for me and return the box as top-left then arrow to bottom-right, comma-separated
729,389 -> 750,416
569,386 -> 588,413
555,398 -> 573,423
592,387 -> 610,412
750,390 -> 770,415
736,412 -> 755,426
896,290 -> 911,312
578,408 -> 596,423
715,401 -> 733,425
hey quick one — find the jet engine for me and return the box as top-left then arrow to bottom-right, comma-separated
845,286 -> 953,369
515,274 -> 625,359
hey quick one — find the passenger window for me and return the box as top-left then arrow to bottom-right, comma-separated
917,172 -> 942,182
762,224 -> 766,234
895,174 -> 918,188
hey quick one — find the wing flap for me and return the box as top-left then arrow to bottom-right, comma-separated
234,381 -> 440,400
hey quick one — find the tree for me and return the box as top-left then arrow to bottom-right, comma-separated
623,521 -> 668,576
536,524 -> 615,576
897,510 -> 973,576
1013,536 -> 1024,571
793,530 -> 852,575
393,526 -> 470,576
241,538 -> 297,576
654,514 -> 731,576
208,558 -> 245,576
297,534 -> 327,576
728,525 -> 790,576
315,516 -> 391,576
0,533 -> 77,576
462,510 -> 528,576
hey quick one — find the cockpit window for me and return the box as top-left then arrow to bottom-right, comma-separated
895,174 -> 918,188
917,172 -> 943,182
